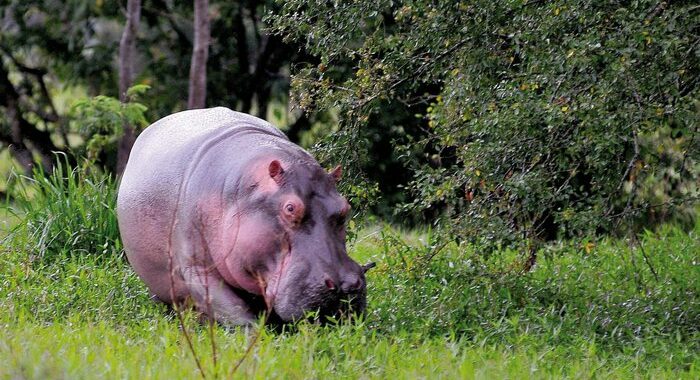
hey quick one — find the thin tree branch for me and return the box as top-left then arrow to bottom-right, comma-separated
352,38 -> 471,110
167,216 -> 207,380
193,219 -> 218,378
631,233 -> 659,282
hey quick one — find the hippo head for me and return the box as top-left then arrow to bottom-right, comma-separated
222,157 -> 367,323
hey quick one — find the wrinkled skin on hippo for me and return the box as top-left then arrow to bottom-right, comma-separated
117,107 -> 366,326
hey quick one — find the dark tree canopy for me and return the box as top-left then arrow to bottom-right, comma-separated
0,0 -> 308,173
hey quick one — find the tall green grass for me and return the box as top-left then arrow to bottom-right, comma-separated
1,164 -> 698,378
3,156 -> 121,263
357,225 -> 700,347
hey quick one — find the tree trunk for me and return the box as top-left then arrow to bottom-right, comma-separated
187,0 -> 210,109
117,0 -> 141,176
285,113 -> 310,144
0,62 -> 57,174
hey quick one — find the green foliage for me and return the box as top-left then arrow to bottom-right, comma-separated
71,85 -> 150,166
630,121 -> 700,229
2,157 -> 121,263
271,0 -> 699,248
315,126 -> 383,225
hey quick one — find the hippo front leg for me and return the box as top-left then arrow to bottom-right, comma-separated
180,266 -> 257,326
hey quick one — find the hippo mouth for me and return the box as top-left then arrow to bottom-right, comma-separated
250,258 -> 372,325
315,292 -> 367,323
268,281 -> 367,324
231,286 -> 365,326
279,291 -> 367,326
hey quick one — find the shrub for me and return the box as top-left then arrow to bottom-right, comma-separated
70,84 -> 150,170
270,0 -> 699,250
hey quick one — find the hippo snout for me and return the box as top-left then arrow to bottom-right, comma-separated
270,259 -> 367,322
341,275 -> 365,294
318,266 -> 367,318
323,269 -> 365,295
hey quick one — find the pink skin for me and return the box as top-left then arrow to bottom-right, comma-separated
118,107 -> 366,326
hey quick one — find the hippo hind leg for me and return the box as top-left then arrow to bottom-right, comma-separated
119,196 -> 188,303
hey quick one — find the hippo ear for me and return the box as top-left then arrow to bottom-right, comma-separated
329,165 -> 342,183
269,160 -> 284,183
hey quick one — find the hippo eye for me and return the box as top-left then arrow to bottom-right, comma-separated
332,214 -> 346,229
281,199 -> 305,225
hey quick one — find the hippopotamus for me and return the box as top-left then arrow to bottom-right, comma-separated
117,107 -> 367,326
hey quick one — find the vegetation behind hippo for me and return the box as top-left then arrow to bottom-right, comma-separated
1,164 -> 698,377
1,0 -> 698,377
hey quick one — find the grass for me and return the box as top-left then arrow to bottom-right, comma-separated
1,166 -> 698,378
0,149 -> 17,195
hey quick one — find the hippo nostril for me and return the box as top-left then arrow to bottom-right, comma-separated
340,276 -> 363,294
355,278 -> 363,289
324,278 -> 336,291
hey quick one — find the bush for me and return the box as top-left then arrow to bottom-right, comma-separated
70,85 -> 150,171
270,0 -> 699,250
